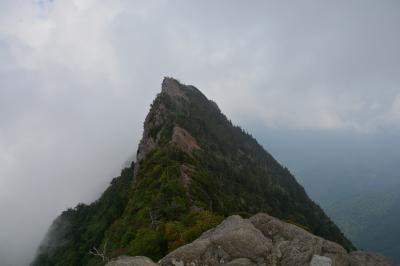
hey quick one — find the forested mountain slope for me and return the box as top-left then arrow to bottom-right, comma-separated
328,186 -> 400,263
32,78 -> 353,266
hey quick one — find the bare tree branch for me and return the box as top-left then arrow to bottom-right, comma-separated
88,239 -> 109,262
149,208 -> 161,229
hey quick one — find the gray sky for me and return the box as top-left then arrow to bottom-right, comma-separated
0,1 -> 399,265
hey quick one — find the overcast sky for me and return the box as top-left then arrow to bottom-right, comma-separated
1,1 -> 400,265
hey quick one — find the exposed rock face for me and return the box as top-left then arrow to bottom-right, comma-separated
134,100 -> 165,177
135,78 -> 194,178
106,256 -> 158,266
171,126 -> 201,154
134,78 -> 177,177
249,213 -> 349,266
162,77 -> 189,101
310,255 -> 332,266
111,213 -> 394,266
162,215 -> 273,266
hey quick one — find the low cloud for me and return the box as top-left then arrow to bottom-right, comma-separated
0,1 -> 399,265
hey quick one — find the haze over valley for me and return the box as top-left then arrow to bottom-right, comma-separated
0,1 -> 399,265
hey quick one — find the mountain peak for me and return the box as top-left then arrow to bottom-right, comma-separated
161,77 -> 203,101
134,78 -> 354,251
161,77 -> 188,100
135,78 -> 204,168
32,78 -> 357,265
162,76 -> 181,90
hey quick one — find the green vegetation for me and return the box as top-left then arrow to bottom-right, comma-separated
32,79 -> 354,266
32,166 -> 134,266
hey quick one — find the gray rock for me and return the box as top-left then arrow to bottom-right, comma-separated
249,213 -> 348,266
106,256 -> 158,266
160,215 -> 273,266
310,255 -> 332,266
223,258 -> 257,266
108,213 -> 395,266
159,213 -> 395,266
162,77 -> 189,101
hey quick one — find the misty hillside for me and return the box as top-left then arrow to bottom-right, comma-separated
327,186 -> 400,263
250,128 -> 400,263
32,78 -> 353,265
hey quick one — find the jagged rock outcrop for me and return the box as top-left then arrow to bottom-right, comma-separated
161,215 -> 273,265
108,213 -> 395,266
135,78 -> 183,176
171,126 -> 201,154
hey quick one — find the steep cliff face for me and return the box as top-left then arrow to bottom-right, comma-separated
32,77 -> 354,266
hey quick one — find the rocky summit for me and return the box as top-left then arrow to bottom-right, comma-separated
32,78 -> 391,266
107,213 -> 395,266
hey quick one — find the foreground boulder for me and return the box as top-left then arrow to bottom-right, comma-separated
106,256 -> 158,266
162,215 -> 273,265
108,214 -> 394,266
107,213 -> 394,266
161,213 -> 394,266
